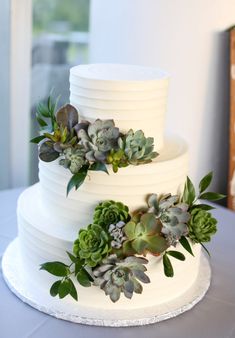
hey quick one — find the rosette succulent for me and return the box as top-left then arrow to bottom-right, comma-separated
108,221 -> 126,249
188,207 -> 217,243
59,146 -> 87,174
106,149 -> 129,173
93,254 -> 150,302
93,200 -> 130,228
118,129 -> 158,165
147,194 -> 190,246
123,213 -> 169,256
73,224 -> 111,267
77,119 -> 120,162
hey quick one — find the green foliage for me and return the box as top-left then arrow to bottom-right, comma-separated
106,149 -> 129,173
179,236 -> 194,256
123,213 -> 169,256
73,224 -> 111,267
182,176 -> 196,206
199,171 -> 213,193
89,162 -> 109,174
118,129 -> 158,165
166,250 -> 185,261
163,253 -> 174,277
40,261 -> 69,277
66,165 -> 89,196
188,207 -> 217,243
93,254 -> 150,302
199,192 -> 226,201
39,141 -> 60,162
93,200 -> 130,228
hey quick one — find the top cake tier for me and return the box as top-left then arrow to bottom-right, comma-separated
70,64 -> 169,151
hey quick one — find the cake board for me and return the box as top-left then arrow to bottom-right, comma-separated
2,238 -> 211,327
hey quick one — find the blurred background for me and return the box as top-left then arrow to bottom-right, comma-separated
1,0 -> 235,206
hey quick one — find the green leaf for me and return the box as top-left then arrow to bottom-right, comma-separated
50,280 -> 61,297
30,135 -> 45,144
200,242 -> 211,257
76,269 -> 92,287
67,278 -> 78,301
66,251 -> 78,264
36,114 -> 48,127
89,162 -> 109,175
66,166 -> 89,196
199,172 -> 213,193
191,204 -> 215,211
37,103 -> 50,118
199,192 -> 226,201
163,253 -> 174,277
58,279 -> 71,299
179,236 -> 194,256
182,176 -> 196,205
40,261 -> 69,277
39,142 -> 60,162
166,250 -> 185,261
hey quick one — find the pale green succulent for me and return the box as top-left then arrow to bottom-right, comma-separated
108,221 -> 126,249
93,254 -> 150,302
147,194 -> 190,246
123,213 -> 169,256
118,129 -> 158,165
77,119 -> 120,162
59,146 -> 87,174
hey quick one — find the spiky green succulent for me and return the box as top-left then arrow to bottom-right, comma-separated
93,200 -> 130,228
77,119 -> 120,162
93,254 -> 150,302
108,221 -> 126,249
118,129 -> 158,165
106,149 -> 129,173
147,194 -> 190,246
73,224 -> 111,267
59,146 -> 87,174
188,207 -> 217,243
39,104 -> 79,162
123,213 -> 169,256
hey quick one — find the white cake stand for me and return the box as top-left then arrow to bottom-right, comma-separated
2,238 -> 211,327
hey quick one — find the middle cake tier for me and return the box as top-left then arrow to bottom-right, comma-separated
38,135 -> 188,231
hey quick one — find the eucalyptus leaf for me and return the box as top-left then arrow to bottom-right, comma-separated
40,261 -> 69,277
77,269 -> 92,287
30,135 -> 45,144
39,142 -> 60,162
89,162 -> 109,175
182,176 -> 196,205
199,171 -> 213,193
66,166 -> 89,196
199,192 -> 226,201
58,279 -> 71,299
163,253 -> 174,277
179,236 -> 194,256
166,250 -> 185,261
50,280 -> 61,297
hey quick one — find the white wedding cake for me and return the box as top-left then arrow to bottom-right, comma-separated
2,64 -> 212,326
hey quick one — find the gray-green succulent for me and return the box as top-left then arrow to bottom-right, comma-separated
188,207 -> 217,243
93,254 -> 150,302
59,146 -> 87,174
108,221 -> 126,249
118,129 -> 158,165
77,119 -> 120,162
147,194 -> 190,246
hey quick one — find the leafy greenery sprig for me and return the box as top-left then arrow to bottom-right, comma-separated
40,173 -> 225,302
31,95 -> 158,195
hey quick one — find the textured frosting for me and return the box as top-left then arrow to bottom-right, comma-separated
17,184 -> 201,311
38,136 -> 188,229
70,64 -> 169,151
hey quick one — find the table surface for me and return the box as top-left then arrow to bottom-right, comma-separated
0,188 -> 235,338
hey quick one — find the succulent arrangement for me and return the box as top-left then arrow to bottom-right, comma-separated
40,172 -> 225,303
31,95 -> 158,195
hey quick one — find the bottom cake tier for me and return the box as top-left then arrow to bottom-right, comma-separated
2,184 -> 211,326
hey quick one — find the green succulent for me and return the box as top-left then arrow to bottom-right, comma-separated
188,207 -> 217,243
93,200 -> 130,228
118,129 -> 158,165
108,221 -> 126,249
77,119 -> 120,162
106,149 -> 129,173
73,224 -> 111,267
59,146 -> 87,174
123,213 -> 169,256
93,254 -> 150,302
147,194 -> 190,246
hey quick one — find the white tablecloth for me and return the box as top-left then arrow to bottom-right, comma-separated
0,188 -> 235,338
